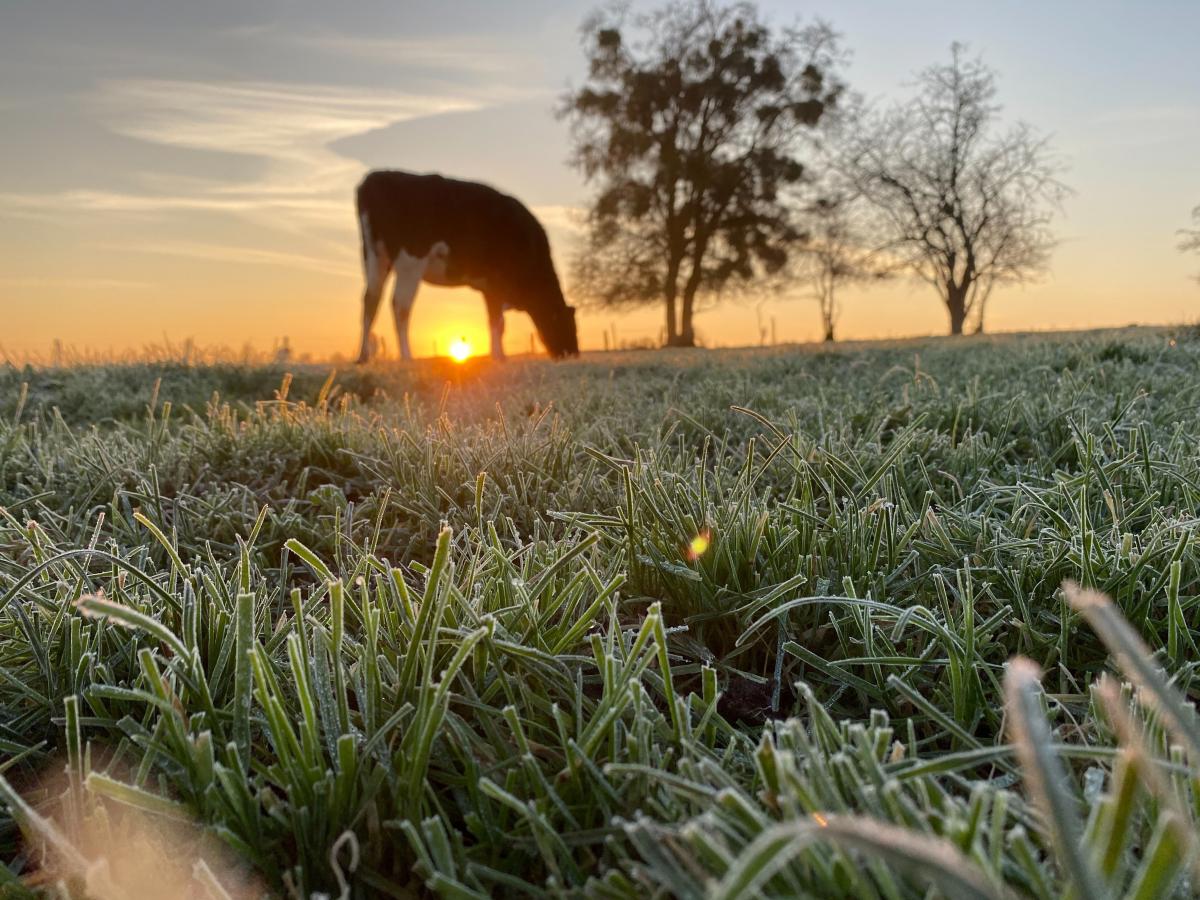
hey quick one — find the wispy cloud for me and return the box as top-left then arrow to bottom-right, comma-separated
2,188 -> 343,216
2,75 -> 524,236
530,205 -> 586,233
99,239 -> 357,278
0,79 -> 487,284
0,276 -> 153,290
98,78 -> 483,207
246,27 -> 532,76
0,25 -> 558,313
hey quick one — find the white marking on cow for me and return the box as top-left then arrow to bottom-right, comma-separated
358,224 -> 466,361
424,241 -> 450,283
391,249 -> 426,361
358,212 -> 394,363
361,214 -> 386,294
419,242 -> 493,293
389,242 -> 466,362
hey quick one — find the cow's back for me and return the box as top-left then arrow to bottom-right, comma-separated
356,171 -> 546,286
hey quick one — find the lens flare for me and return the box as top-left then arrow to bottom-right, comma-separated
687,530 -> 711,560
449,337 -> 472,363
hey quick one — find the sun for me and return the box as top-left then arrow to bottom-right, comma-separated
448,337 -> 472,363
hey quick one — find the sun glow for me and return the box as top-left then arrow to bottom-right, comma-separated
448,337 -> 472,362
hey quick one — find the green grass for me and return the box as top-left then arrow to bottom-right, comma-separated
2,326 -> 1200,897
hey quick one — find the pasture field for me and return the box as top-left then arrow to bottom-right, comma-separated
3,327 -> 1200,898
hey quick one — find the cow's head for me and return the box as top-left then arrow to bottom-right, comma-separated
512,228 -> 578,357
526,296 -> 578,358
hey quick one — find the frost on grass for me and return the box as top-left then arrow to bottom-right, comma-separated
2,328 -> 1200,896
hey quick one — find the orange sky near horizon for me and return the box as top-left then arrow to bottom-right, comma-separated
1,0 -> 1197,362
5,209 -> 1194,363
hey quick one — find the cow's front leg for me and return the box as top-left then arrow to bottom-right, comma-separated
391,251 -> 425,362
357,238 -> 391,364
486,295 -> 506,361
358,287 -> 382,364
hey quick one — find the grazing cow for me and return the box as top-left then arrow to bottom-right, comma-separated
354,170 -> 578,362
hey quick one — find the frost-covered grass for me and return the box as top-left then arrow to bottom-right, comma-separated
2,327 -> 1200,897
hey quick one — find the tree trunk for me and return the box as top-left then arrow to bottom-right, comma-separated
947,288 -> 968,336
677,250 -> 706,348
674,220 -> 714,348
665,290 -> 677,347
971,292 -> 988,334
822,284 -> 836,342
663,249 -> 683,347
678,287 -> 697,347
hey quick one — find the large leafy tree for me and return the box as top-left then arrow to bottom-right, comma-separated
843,45 -> 1069,335
561,0 -> 843,347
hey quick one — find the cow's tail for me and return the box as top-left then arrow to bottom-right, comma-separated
355,177 -> 373,268
355,174 -> 393,298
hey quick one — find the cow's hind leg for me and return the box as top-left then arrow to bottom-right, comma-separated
357,215 -> 391,364
391,251 -> 425,362
485,293 -> 506,361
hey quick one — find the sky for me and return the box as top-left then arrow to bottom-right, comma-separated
1,0 -> 1197,360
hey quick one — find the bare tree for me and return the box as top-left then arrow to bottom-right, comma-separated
842,44 -> 1069,335
798,193 -> 890,341
561,1 -> 844,346
1182,205 -> 1200,282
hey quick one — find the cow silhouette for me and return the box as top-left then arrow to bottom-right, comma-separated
355,171 -> 578,362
